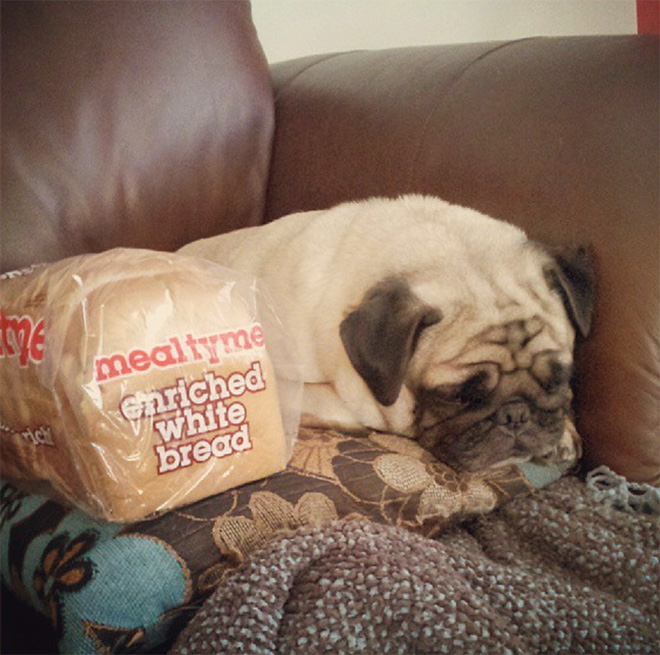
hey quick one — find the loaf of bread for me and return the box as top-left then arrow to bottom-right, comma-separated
0,249 -> 294,522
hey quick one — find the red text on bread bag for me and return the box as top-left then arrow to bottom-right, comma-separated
0,311 -> 45,366
94,323 -> 265,383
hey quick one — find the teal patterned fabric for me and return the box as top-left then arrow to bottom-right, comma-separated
0,485 -> 190,653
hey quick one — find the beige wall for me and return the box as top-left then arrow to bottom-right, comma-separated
251,0 -> 637,63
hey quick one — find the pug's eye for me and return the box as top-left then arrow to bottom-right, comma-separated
433,371 -> 492,408
456,371 -> 492,407
532,355 -> 571,392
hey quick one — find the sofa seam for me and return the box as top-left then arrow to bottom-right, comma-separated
406,37 -> 537,186
271,51 -> 366,104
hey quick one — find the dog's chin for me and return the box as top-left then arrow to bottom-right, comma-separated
416,410 -> 567,473
445,431 -> 563,473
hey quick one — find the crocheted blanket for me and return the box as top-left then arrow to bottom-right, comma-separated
171,470 -> 659,655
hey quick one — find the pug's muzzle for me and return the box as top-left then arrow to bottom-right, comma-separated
412,335 -> 573,472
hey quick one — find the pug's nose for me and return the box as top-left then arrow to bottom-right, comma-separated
496,401 -> 531,432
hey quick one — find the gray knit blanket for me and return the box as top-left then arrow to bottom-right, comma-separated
171,471 -> 659,655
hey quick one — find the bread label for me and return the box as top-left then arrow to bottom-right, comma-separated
94,324 -> 265,383
21,425 -> 55,447
155,424 -> 252,474
119,360 -> 267,475
0,311 -> 45,366
1,422 -> 54,447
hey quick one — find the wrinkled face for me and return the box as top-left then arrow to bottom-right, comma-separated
411,318 -> 573,471
339,240 -> 594,474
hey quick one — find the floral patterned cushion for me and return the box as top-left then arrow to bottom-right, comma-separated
0,427 -> 568,654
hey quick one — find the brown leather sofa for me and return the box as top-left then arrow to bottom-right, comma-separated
1,2 -> 658,653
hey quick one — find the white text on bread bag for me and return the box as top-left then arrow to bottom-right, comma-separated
0,422 -> 54,447
94,323 -> 265,383
119,362 -> 268,475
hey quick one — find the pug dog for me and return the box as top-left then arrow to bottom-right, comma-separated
179,195 -> 595,472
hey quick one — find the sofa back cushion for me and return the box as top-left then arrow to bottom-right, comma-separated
1,0 -> 273,272
265,37 -> 660,483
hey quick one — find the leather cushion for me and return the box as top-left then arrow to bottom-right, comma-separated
1,0 -> 273,271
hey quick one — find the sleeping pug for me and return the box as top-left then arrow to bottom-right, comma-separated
179,195 -> 594,472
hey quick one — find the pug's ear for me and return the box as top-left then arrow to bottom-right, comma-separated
544,245 -> 597,338
339,278 -> 442,406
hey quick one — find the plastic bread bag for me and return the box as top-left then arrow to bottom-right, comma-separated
0,248 -> 302,522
